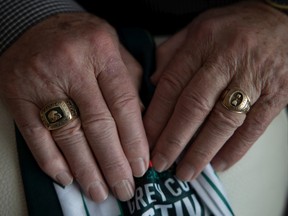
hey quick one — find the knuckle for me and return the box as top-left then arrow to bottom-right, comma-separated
90,22 -> 116,42
154,88 -> 174,107
177,91 -> 212,123
123,137 -> 144,155
82,113 -> 116,139
228,29 -> 256,52
82,111 -> 114,126
51,38 -> 81,60
44,40 -> 87,72
192,146 -> 213,164
159,73 -> 185,94
19,122 -> 44,138
237,31 -> 256,49
162,136 -> 185,157
99,55 -> 126,79
154,74 -> 185,106
240,118 -> 268,144
52,121 -> 83,144
237,130 -> 259,146
110,91 -> 138,113
209,108 -> 244,136
93,34 -> 115,54
89,28 -> 118,57
25,52 -> 44,71
199,19 -> 215,32
102,157 -> 128,175
204,56 -> 231,78
191,18 -> 216,41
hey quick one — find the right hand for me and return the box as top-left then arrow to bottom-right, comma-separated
0,13 -> 149,202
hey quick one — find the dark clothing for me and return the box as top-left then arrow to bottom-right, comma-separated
76,0 -> 240,34
0,0 -> 242,55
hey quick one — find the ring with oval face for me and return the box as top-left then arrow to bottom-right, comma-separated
221,89 -> 251,114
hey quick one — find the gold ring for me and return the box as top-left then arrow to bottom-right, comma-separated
40,99 -> 78,130
221,88 -> 251,114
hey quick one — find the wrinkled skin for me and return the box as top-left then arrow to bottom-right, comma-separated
1,0 -> 288,204
144,1 -> 288,181
0,13 -> 149,202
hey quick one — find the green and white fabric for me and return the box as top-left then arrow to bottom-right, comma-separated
54,163 -> 234,216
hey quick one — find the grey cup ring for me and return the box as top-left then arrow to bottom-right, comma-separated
221,88 -> 251,114
40,99 -> 79,130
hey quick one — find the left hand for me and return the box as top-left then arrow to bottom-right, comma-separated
144,1 -> 288,181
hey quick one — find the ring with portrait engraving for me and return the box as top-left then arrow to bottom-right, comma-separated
221,88 -> 251,114
40,99 -> 79,130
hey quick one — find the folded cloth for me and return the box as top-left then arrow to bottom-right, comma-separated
55,163 -> 234,216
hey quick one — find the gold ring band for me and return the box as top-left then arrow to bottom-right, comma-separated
40,99 -> 78,130
221,88 -> 251,114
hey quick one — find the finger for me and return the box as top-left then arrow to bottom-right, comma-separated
51,118 -> 109,202
149,62 -> 229,172
71,79 -> 135,202
11,101 -> 73,187
175,78 -> 260,180
23,79 -> 110,203
97,50 -> 149,178
151,28 -> 188,84
176,102 -> 245,181
143,44 -> 202,147
211,97 -> 280,171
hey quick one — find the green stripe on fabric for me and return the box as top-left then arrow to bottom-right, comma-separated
191,196 -> 196,213
80,190 -> 90,216
201,172 -> 234,216
199,196 -> 205,216
116,200 -> 125,216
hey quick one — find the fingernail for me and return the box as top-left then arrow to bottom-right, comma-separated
176,163 -> 195,181
89,181 -> 108,202
212,159 -> 227,172
113,180 -> 134,201
130,158 -> 147,177
56,172 -> 73,187
152,153 -> 167,172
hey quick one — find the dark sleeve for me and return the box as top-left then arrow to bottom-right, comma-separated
0,0 -> 85,55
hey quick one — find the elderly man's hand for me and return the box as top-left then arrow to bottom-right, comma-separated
0,13 -> 149,202
144,1 -> 288,181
